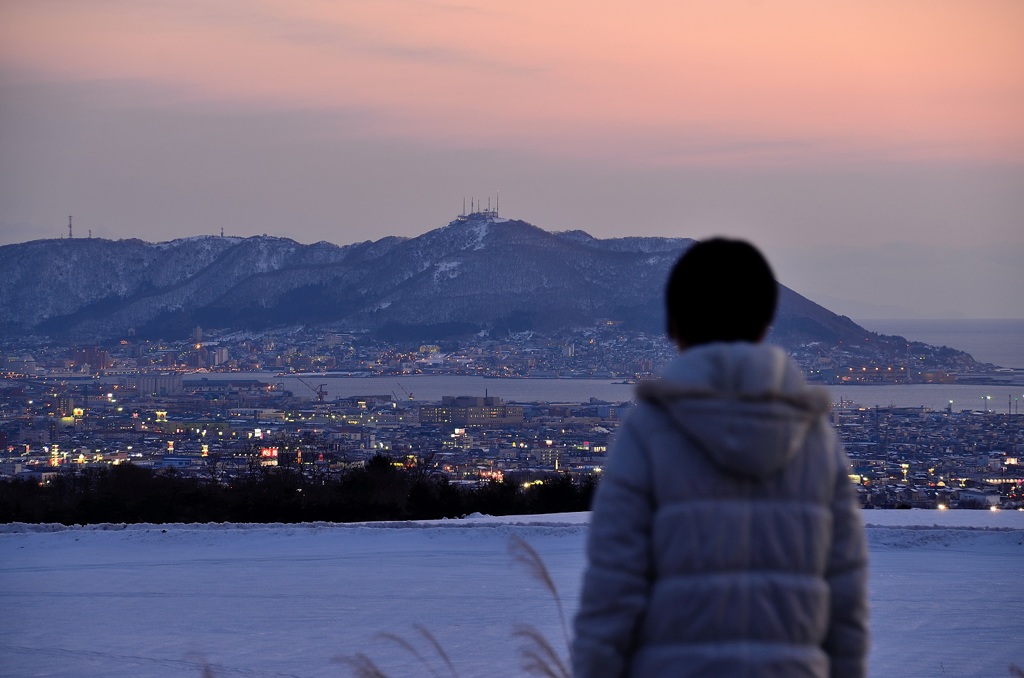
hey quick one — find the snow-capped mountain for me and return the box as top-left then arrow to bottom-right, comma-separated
0,214 -> 866,345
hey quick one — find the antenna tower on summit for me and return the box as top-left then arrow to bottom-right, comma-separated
456,194 -> 501,221
68,216 -> 73,238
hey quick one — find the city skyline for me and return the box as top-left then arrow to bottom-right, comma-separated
1,1 -> 1022,319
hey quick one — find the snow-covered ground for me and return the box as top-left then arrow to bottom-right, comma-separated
2,510 -> 1022,678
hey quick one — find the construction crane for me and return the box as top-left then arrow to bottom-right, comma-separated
296,376 -> 327,402
396,382 -> 414,400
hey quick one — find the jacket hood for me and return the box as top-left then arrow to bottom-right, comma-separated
636,342 -> 831,478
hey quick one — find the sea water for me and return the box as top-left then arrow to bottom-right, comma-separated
856,318 -> 1024,369
183,373 -> 1024,413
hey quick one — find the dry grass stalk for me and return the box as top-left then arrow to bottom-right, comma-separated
339,653 -> 390,678
337,625 -> 460,678
374,631 -> 441,678
413,623 -> 461,678
514,625 -> 570,678
336,536 -> 571,677
507,535 -> 572,677
507,535 -> 571,653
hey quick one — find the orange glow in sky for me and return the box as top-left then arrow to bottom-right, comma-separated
3,0 -> 1022,165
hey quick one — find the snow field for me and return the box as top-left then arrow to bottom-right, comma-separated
1,511 -> 1022,678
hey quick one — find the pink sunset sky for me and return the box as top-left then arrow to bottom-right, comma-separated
1,0 -> 1022,318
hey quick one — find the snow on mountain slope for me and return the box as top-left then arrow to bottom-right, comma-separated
0,218 -> 872,348
1,510 -> 1021,678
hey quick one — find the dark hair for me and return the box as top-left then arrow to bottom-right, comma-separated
665,237 -> 778,347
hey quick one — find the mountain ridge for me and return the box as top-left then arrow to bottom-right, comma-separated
0,215 -> 870,349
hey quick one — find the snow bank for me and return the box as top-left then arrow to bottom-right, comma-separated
861,507 -> 1024,529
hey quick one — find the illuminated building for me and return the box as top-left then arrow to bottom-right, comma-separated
419,396 -> 524,427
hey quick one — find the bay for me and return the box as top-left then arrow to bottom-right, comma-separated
184,373 -> 1024,413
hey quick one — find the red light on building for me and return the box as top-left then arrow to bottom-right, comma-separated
260,447 -> 279,467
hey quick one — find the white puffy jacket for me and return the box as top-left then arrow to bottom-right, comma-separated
573,342 -> 869,678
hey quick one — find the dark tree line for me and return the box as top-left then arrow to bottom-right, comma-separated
0,456 -> 596,524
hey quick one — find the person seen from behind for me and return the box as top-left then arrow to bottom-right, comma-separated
572,237 -> 869,677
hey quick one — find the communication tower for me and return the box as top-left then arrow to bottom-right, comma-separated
456,195 -> 501,221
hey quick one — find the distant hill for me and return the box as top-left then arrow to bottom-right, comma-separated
0,213 -> 871,347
